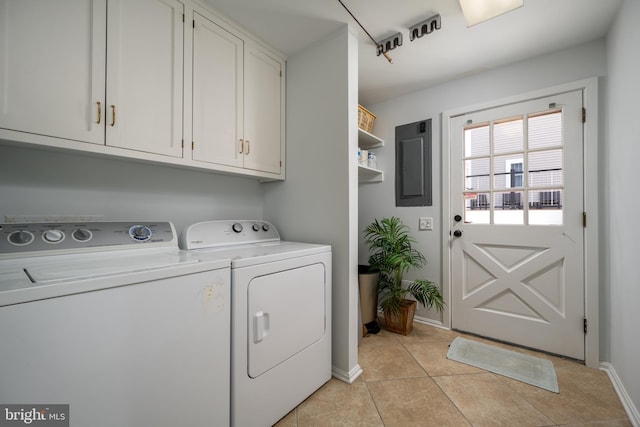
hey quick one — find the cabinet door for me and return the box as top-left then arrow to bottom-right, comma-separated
0,0 -> 106,144
243,44 -> 283,175
192,12 -> 243,167
106,0 -> 183,157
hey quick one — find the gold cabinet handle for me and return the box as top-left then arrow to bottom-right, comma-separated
96,102 -> 102,124
239,139 -> 244,154
246,140 -> 250,155
110,105 -> 116,126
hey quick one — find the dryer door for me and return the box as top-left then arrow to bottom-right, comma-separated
247,262 -> 326,378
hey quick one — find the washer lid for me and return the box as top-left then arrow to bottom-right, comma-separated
194,241 -> 331,268
24,251 -> 201,284
0,249 -> 230,307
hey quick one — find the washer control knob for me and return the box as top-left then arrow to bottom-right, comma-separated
43,229 -> 65,243
262,224 -> 270,232
232,223 -> 243,233
8,230 -> 34,245
73,228 -> 92,242
252,224 -> 260,232
129,225 -> 152,241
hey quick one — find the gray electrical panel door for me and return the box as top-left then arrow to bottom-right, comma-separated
395,119 -> 432,206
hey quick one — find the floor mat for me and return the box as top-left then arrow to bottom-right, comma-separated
447,337 -> 559,393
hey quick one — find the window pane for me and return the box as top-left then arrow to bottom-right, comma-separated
494,117 -> 523,154
465,192 -> 490,224
464,125 -> 489,157
465,158 -> 490,191
528,149 -> 563,187
529,111 -> 562,150
494,155 -> 524,190
529,189 -> 563,225
494,191 -> 524,224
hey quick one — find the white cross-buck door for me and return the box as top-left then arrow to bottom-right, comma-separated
450,90 -> 585,360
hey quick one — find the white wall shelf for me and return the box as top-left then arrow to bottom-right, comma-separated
358,165 -> 384,183
358,128 -> 384,183
358,128 -> 384,149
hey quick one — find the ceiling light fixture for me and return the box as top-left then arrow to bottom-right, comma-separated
458,0 -> 523,27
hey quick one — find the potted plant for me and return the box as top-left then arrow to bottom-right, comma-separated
364,216 -> 444,335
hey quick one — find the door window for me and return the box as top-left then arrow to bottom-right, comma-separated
463,109 -> 564,225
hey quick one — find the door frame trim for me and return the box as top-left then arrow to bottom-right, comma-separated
441,77 -> 600,368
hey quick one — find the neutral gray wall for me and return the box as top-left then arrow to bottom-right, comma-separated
0,143 -> 264,233
359,39 -> 608,326
606,0 -> 640,412
263,26 -> 361,382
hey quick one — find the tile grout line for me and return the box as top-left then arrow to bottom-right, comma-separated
362,377 -> 387,426
398,331 -> 475,426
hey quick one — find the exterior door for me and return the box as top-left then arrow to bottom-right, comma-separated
450,90 -> 585,360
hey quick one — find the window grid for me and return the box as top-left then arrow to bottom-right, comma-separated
463,109 -> 564,225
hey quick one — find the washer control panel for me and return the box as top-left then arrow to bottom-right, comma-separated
0,222 -> 175,257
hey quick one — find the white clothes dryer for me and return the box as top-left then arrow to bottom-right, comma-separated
181,220 -> 332,427
0,221 -> 231,427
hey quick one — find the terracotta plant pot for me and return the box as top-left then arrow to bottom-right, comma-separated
383,299 -> 417,335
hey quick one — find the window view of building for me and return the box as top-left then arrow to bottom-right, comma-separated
463,109 -> 564,225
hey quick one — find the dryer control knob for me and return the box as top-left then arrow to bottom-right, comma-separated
232,223 -> 243,233
262,224 -> 270,232
252,224 -> 260,232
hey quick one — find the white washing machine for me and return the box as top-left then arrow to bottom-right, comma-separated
0,221 -> 231,427
181,220 -> 332,427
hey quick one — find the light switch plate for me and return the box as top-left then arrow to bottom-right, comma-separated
419,217 -> 433,231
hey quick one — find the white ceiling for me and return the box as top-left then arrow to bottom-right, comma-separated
202,0 -> 622,105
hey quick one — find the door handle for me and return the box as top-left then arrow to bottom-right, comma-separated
110,105 -> 116,126
453,230 -> 462,237
253,311 -> 270,343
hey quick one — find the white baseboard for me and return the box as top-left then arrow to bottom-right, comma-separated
332,363 -> 363,384
600,362 -> 640,427
413,314 -> 446,329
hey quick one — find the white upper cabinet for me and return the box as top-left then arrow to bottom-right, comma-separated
243,43 -> 283,175
192,12 -> 244,168
0,0 -> 183,157
0,0 -> 106,144
106,0 -> 184,157
191,10 -> 284,178
0,0 -> 285,180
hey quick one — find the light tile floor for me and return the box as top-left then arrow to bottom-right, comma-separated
275,322 -> 631,427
